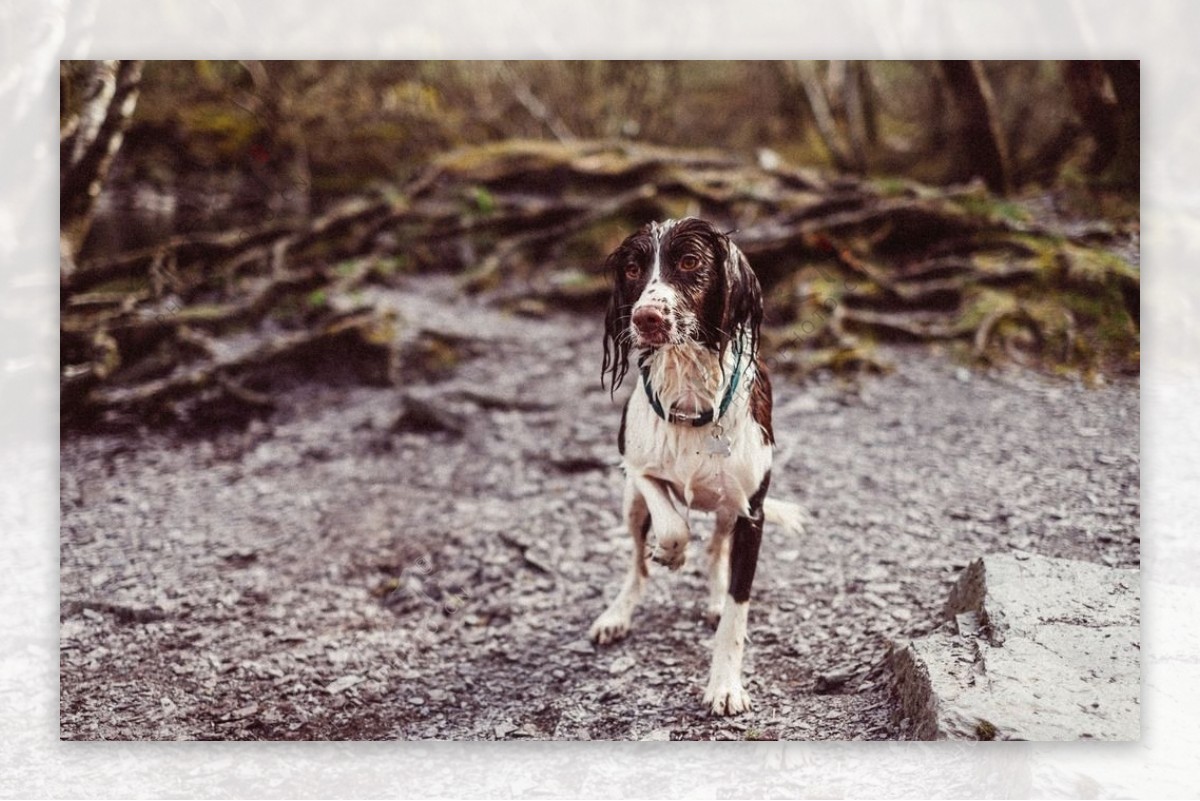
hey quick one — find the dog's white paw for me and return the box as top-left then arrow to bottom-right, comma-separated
646,521 -> 689,571
704,676 -> 752,716
704,601 -> 723,628
588,610 -> 632,645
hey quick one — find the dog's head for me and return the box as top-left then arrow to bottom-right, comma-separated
602,217 -> 763,392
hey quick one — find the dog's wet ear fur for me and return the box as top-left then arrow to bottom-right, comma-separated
602,234 -> 638,393
715,229 -> 763,363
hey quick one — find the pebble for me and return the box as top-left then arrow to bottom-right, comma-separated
609,655 -> 635,674
860,592 -> 888,609
224,703 -> 258,721
814,669 -> 855,693
325,675 -> 364,694
640,728 -> 672,741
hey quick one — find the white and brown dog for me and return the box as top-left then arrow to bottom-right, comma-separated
590,217 -> 805,716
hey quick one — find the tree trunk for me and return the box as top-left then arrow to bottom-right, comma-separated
1102,60 -> 1140,190
1063,60 -> 1120,176
856,61 -> 879,148
793,61 -> 856,173
1019,118 -> 1084,187
842,61 -> 872,172
939,60 -> 1012,194
60,60 -> 144,280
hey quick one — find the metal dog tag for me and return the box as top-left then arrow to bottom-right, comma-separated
705,435 -> 732,456
706,424 -> 732,457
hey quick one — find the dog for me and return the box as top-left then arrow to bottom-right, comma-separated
589,217 -> 805,716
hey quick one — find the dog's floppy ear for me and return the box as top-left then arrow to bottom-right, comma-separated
717,235 -> 763,362
602,245 -> 633,394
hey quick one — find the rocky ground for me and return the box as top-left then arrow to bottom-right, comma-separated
59,274 -> 1140,741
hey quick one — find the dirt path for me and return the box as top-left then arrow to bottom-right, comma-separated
59,275 -> 1140,741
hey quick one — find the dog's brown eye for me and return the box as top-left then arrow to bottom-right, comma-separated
678,254 -> 700,272
625,262 -> 641,280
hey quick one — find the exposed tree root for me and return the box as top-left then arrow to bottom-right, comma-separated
62,139 -> 1139,424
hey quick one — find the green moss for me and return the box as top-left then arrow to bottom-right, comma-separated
306,289 -> 328,308
1061,243 -> 1139,288
360,310 -> 399,346
90,276 -> 151,294
329,261 -> 358,279
957,288 -> 1017,332
418,337 -> 462,372
466,185 -> 496,215
953,193 -> 1032,225
1059,289 -> 1110,321
561,218 -> 641,265
460,263 -> 503,294
808,275 -> 849,306
872,176 -> 912,197
176,303 -> 234,322
434,140 -> 580,182
553,268 -> 600,288
175,102 -> 263,161
372,254 -> 412,279
795,343 -> 892,375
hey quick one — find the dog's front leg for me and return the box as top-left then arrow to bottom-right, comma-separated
589,476 -> 649,644
633,474 -> 690,571
705,511 -> 735,626
704,472 -> 768,716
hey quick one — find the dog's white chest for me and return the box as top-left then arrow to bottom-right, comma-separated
621,343 -> 772,518
625,398 -> 771,517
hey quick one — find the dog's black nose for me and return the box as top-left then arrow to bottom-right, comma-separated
632,305 -> 669,337
633,304 -> 672,333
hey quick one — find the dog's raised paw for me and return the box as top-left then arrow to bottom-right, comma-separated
647,540 -> 687,571
646,528 -> 689,571
644,517 -> 690,571
704,679 -> 752,716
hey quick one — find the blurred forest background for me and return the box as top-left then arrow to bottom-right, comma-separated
59,60 -> 1139,427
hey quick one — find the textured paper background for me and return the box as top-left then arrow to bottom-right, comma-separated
3,0 -> 1197,796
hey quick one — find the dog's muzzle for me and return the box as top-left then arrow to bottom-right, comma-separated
632,304 -> 671,347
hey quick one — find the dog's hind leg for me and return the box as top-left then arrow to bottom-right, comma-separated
705,511 -> 735,626
589,476 -> 650,645
704,470 -> 769,716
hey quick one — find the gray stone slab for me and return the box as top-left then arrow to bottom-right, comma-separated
890,551 -> 1140,741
